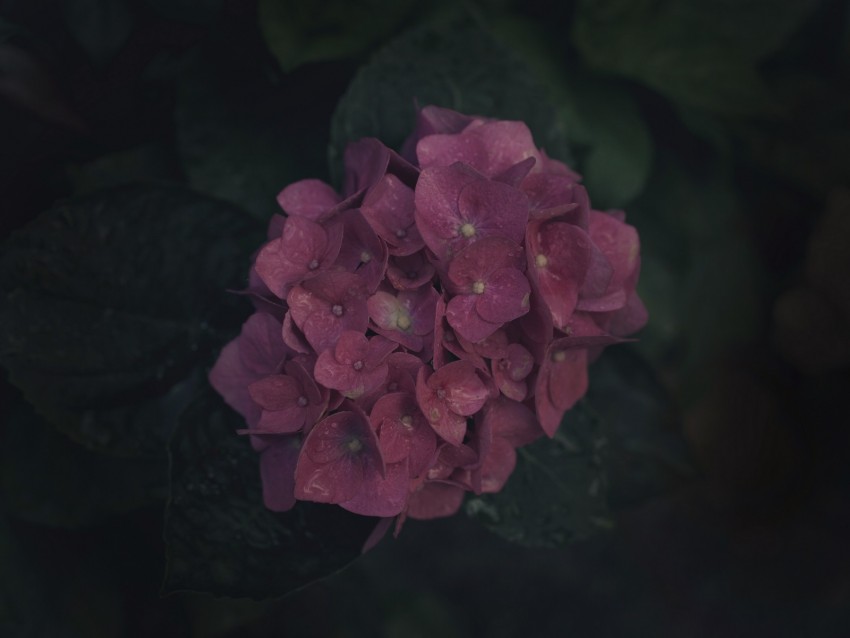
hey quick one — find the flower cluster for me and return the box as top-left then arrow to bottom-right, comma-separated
210,106 -> 647,527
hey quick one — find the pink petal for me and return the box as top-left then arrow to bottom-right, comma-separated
526,221 -> 592,328
446,294 -> 501,343
475,268 -> 530,324
259,437 -> 301,512
406,481 -> 466,520
277,179 -> 341,221
209,339 -> 261,426
340,459 -> 410,517
457,177 -> 528,245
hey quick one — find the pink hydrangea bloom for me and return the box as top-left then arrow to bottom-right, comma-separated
210,105 -> 647,533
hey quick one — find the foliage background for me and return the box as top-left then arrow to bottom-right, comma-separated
1,0 -> 849,636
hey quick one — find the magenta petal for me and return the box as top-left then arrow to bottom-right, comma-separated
294,452 -> 362,503
494,156 -> 536,187
360,174 -> 424,254
340,458 -> 410,517
482,397 -> 542,447
407,481 -> 466,520
475,268 -> 530,324
476,438 -> 516,494
239,313 -> 288,375
209,339 -> 261,426
547,347 -> 589,412
447,236 -> 524,291
257,406 -> 306,433
414,163 -> 482,260
527,221 -> 592,328
431,361 -> 488,417
248,375 -> 301,410
588,211 -> 640,292
259,437 -> 301,512
277,179 -> 341,220
457,178 -> 528,245
446,294 -> 500,343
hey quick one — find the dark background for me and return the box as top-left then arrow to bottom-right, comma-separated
2,0 -> 850,636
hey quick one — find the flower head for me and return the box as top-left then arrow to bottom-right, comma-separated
210,105 -> 647,533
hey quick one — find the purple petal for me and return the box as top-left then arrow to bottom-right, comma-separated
277,179 -> 341,221
259,437 -> 301,512
475,268 -> 530,324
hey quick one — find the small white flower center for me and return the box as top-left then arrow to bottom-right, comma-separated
552,350 -> 566,363
353,360 -> 364,371
297,395 -> 308,407
472,280 -> 486,295
331,304 -> 344,317
395,228 -> 407,239
535,254 -> 548,268
347,439 -> 363,453
436,388 -> 447,399
400,415 -> 413,428
397,314 -> 412,330
459,222 -> 476,238
360,251 -> 372,263
308,259 -> 320,270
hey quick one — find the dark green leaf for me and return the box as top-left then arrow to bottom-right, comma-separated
329,20 -> 573,184
466,406 -> 611,548
582,347 -> 695,509
559,75 -> 653,208
629,155 -> 762,400
572,0 -> 820,115
0,514 -> 75,638
259,0 -> 417,73
0,184 -> 262,457
143,0 -> 223,25
1,399 -> 168,528
163,388 -> 376,599
175,54 -> 309,221
61,0 -> 134,67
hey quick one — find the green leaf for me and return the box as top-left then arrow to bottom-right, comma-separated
582,347 -> 695,509
163,388 -> 376,599
0,514 -> 74,637
61,0 -> 134,67
466,405 -> 611,548
559,74 -> 654,208
175,53 -> 314,221
0,184 -> 262,457
259,0 -> 417,73
572,0 -> 821,115
629,154 -> 762,403
329,20 -> 573,184
143,0 -> 223,25
1,398 -> 168,528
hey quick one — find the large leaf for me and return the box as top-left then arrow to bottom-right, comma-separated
558,74 -> 653,208
629,155 -> 762,400
0,184 -> 262,457
163,388 -> 376,599
259,0 -> 417,73
466,403 -> 611,548
1,398 -> 168,528
572,0 -> 821,115
329,20 -> 573,183
61,0 -> 134,67
581,347 -> 695,509
466,346 -> 693,546
174,57 -> 305,221
484,16 -> 653,208
0,514 -> 75,637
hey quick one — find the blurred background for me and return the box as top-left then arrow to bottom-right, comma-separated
2,0 -> 849,636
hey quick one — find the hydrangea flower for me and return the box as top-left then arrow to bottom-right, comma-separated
210,105 -> 647,536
